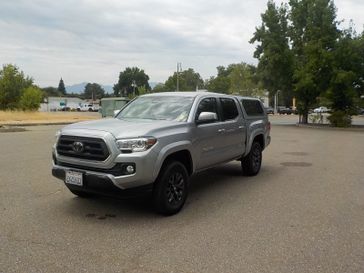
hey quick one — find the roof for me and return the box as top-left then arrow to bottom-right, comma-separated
143,91 -> 233,98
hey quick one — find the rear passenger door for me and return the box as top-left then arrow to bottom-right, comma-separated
217,97 -> 246,161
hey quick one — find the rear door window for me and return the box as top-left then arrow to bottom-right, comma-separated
219,98 -> 239,121
241,99 -> 264,116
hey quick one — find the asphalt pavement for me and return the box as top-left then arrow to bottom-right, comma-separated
0,124 -> 363,273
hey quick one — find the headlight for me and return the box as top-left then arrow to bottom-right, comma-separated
116,137 -> 157,152
55,130 -> 61,142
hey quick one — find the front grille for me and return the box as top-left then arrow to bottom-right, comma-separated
57,135 -> 110,161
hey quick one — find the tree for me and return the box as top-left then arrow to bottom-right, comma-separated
289,0 -> 339,123
152,83 -> 168,93
113,67 -> 150,96
206,63 -> 263,96
325,29 -> 364,126
229,63 -> 263,96
0,64 -> 33,110
83,83 -> 105,100
57,78 -> 66,95
164,68 -> 204,91
42,87 -> 60,97
250,1 -> 293,105
206,65 -> 233,93
19,86 -> 43,111
206,75 -> 231,93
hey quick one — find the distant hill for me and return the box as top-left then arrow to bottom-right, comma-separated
66,82 -> 113,94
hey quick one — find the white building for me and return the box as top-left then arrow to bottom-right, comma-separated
39,97 -> 83,111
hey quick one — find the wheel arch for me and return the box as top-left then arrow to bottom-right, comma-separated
153,141 -> 194,180
245,132 -> 265,156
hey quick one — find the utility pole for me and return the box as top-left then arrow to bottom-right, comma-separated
176,62 -> 182,91
274,90 -> 280,114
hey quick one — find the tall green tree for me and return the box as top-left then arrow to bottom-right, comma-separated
83,83 -> 105,100
206,76 -> 231,93
289,0 -> 339,123
0,64 -> 33,109
250,1 -> 293,106
57,78 -> 66,95
229,63 -> 263,96
113,67 -> 150,96
164,68 -> 204,91
206,65 -> 233,93
206,63 -> 263,96
325,29 -> 364,126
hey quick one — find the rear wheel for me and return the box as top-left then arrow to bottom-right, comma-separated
241,141 -> 262,176
152,161 -> 189,215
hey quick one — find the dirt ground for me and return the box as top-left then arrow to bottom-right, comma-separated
0,111 -> 100,125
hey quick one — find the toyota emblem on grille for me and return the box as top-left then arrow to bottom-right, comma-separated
72,141 -> 84,153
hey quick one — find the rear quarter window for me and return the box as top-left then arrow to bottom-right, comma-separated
241,99 -> 264,116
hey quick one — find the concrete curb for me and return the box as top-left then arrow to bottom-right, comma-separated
295,123 -> 364,132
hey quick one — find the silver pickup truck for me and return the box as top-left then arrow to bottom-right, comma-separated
52,92 -> 271,215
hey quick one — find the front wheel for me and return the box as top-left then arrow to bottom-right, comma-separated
241,142 -> 262,176
152,161 -> 189,215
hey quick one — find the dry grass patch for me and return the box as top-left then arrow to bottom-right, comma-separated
0,111 -> 100,125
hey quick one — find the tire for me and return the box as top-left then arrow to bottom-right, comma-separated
241,141 -> 262,176
152,161 -> 189,215
69,189 -> 94,198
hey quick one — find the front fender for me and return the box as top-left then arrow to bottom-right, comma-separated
152,140 -> 193,180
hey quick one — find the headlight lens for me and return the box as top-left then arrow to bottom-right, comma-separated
55,130 -> 61,142
116,137 -> 157,152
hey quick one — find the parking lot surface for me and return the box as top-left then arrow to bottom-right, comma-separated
1,124 -> 363,273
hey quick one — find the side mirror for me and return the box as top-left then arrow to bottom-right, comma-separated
196,112 -> 218,124
114,110 -> 120,117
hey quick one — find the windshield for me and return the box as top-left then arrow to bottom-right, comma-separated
116,96 -> 194,122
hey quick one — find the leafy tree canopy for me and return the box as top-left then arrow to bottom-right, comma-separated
0,64 -> 33,110
42,87 -> 61,97
164,68 -> 204,91
206,63 -> 265,97
83,83 -> 105,100
19,86 -> 43,111
250,0 -> 293,103
113,67 -> 150,96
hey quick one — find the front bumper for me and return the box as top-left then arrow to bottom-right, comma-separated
52,164 -> 153,198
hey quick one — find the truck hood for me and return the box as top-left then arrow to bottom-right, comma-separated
62,118 -> 184,139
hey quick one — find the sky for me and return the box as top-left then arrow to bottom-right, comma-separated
0,0 -> 363,87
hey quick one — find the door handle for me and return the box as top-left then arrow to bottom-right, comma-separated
217,129 -> 226,133
238,126 -> 245,129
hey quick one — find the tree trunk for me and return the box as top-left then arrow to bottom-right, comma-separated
301,112 -> 308,124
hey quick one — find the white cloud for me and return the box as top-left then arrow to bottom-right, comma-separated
0,0 -> 363,86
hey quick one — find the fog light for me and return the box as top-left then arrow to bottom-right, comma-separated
126,165 -> 135,174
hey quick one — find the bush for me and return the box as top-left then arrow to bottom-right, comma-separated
19,86 -> 43,111
327,110 -> 352,127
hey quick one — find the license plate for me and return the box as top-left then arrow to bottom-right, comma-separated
65,171 -> 83,186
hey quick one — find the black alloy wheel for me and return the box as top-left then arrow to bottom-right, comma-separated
242,141 -> 262,176
153,161 -> 189,215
